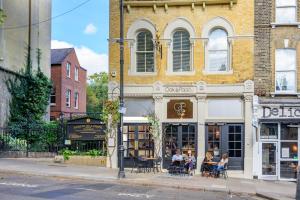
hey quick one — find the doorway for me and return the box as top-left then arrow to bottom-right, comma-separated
162,123 -> 197,168
261,142 -> 278,180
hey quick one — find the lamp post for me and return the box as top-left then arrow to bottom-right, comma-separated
118,0 -> 125,179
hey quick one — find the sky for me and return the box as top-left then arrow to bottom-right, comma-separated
51,0 -> 109,76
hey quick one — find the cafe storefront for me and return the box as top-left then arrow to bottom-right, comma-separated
253,99 -> 300,181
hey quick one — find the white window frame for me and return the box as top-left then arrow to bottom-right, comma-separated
202,17 -> 234,75
275,48 -> 297,94
164,17 -> 195,76
136,30 -> 155,73
127,19 -> 157,75
74,92 -> 79,109
275,0 -> 297,24
66,89 -> 71,107
66,62 -> 71,78
172,29 -> 191,72
75,67 -> 79,81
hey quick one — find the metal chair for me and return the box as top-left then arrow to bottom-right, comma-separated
153,157 -> 162,173
219,163 -> 228,179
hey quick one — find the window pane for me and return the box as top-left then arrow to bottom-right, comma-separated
260,123 -> 278,139
281,142 -> 298,159
208,29 -> 228,50
276,0 -> 296,7
136,31 -> 154,72
276,49 -> 296,71
182,51 -> 190,71
173,52 -> 181,71
281,124 -> 298,140
208,51 -> 228,71
276,71 -> 295,92
136,53 -> 145,72
280,161 -> 298,179
173,30 -> 190,72
145,53 -> 154,72
276,7 -> 296,23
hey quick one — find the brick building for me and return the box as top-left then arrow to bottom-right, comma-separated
50,48 -> 87,120
253,0 -> 300,180
109,0 -> 254,178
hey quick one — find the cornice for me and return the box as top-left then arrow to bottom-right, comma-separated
124,0 -> 237,7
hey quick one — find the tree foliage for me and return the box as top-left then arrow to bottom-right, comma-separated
86,72 -> 108,114
6,49 -> 52,143
0,8 -> 6,25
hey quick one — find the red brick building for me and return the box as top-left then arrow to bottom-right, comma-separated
50,48 -> 87,120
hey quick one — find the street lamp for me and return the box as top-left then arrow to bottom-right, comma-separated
118,0 -> 125,179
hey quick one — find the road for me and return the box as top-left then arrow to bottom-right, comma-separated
0,172 -> 265,200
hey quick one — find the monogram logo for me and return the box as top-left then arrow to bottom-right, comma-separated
174,102 -> 186,119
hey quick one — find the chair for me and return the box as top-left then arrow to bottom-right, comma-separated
131,156 -> 146,173
219,163 -> 228,179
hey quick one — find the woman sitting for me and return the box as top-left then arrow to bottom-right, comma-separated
213,153 -> 229,177
184,150 -> 196,175
201,152 -> 213,176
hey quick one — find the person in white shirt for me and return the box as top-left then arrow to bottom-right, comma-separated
172,149 -> 183,163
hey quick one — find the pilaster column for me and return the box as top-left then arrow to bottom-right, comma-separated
196,94 -> 206,174
244,93 -> 253,179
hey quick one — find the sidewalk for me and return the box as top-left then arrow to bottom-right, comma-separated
0,158 -> 296,200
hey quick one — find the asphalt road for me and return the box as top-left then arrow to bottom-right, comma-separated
0,172 -> 265,200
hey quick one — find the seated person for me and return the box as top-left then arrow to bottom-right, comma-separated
213,153 -> 229,176
172,149 -> 183,165
201,152 -> 213,174
185,150 -> 196,174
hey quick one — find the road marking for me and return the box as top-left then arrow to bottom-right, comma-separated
75,187 -> 98,192
118,193 -> 154,199
0,182 -> 38,188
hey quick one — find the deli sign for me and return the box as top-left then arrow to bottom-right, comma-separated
261,106 -> 300,119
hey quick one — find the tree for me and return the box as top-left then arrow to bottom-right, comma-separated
86,72 -> 108,114
0,8 -> 6,25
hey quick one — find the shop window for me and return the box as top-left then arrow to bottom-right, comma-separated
276,0 -> 297,23
207,29 -> 229,72
280,161 -> 298,179
228,125 -> 242,158
172,29 -> 191,72
260,123 -> 278,139
281,142 -> 298,159
136,31 -> 154,72
207,125 -> 221,157
281,124 -> 298,140
275,49 -> 296,93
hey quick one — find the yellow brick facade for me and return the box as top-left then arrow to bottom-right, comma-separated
109,0 -> 254,85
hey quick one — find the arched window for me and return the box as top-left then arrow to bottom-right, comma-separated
172,30 -> 191,72
136,30 -> 154,72
207,29 -> 229,72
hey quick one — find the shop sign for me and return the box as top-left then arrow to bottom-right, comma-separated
260,106 -> 300,119
67,117 -> 106,140
164,86 -> 194,94
167,99 -> 193,119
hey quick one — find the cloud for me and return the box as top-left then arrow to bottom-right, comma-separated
84,23 -> 97,35
51,40 -> 108,75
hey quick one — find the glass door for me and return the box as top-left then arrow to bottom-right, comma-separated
261,142 -> 277,179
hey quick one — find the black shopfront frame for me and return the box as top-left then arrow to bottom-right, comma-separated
205,123 -> 245,170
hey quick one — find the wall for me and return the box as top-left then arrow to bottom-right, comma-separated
0,0 -> 52,126
109,0 -> 254,85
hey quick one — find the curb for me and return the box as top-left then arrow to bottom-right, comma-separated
0,169 -> 294,200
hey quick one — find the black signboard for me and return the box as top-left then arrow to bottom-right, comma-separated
67,117 -> 106,141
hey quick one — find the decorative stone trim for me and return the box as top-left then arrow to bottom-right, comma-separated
124,0 -> 238,7
270,22 -> 300,29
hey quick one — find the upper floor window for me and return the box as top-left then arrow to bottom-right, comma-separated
207,29 -> 229,72
66,89 -> 71,107
66,62 -> 71,78
172,30 -> 191,72
276,0 -> 297,23
50,87 -> 56,106
75,67 -> 79,81
136,31 -> 154,72
74,92 -> 79,109
275,49 -> 296,93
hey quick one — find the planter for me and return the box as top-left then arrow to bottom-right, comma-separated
64,155 -> 107,167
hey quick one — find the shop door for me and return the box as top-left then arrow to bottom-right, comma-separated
261,142 -> 278,179
163,123 -> 197,168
